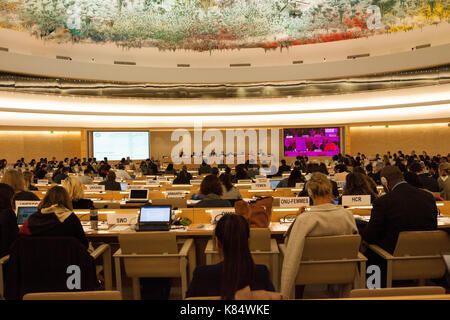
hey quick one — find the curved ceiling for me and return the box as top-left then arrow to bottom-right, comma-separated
0,22 -> 449,83
0,83 -> 448,128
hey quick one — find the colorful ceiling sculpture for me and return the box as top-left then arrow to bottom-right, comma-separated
0,0 -> 448,52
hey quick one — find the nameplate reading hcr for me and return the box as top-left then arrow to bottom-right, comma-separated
342,195 -> 371,206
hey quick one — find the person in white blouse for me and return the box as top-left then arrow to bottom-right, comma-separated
115,164 -> 132,181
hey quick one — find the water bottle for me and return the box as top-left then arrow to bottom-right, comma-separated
90,208 -> 98,230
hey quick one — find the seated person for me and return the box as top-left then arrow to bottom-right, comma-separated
0,183 -> 18,257
173,170 -> 190,185
23,171 -> 38,191
276,160 -> 291,176
362,166 -> 438,254
281,172 -> 358,298
1,169 -> 40,207
79,168 -> 94,185
332,164 -> 348,182
194,175 -> 232,208
99,171 -> 121,191
438,162 -> 450,200
233,164 -> 250,182
52,167 -> 70,184
410,161 -> 439,193
198,161 -> 212,175
219,173 -> 242,200
115,164 -> 132,181
186,214 -> 274,299
339,172 -> 378,204
277,168 -> 305,188
19,186 -> 89,249
62,177 -> 94,209
211,167 -> 219,177
164,163 -> 175,175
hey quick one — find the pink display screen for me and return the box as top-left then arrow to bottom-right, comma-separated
284,128 -> 340,157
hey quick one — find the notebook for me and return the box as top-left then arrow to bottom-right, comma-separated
137,205 -> 172,231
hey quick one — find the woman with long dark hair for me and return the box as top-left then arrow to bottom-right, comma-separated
341,172 -> 378,204
186,214 -> 274,299
219,173 -> 242,200
0,183 -> 18,257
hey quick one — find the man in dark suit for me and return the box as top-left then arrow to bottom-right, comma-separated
362,166 -> 438,254
408,161 -> 439,193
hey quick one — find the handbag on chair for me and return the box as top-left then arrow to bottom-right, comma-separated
234,197 -> 273,228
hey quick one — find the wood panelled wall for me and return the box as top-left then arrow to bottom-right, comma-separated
0,131 -> 81,162
0,123 -> 447,163
349,123 -> 450,156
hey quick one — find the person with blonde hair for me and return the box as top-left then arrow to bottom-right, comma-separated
18,186 -> 88,249
280,172 -> 358,298
1,169 -> 39,206
62,176 -> 93,209
23,171 -> 38,191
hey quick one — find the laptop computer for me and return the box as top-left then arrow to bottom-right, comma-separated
270,180 -> 281,189
137,205 -> 172,231
15,201 -> 40,225
126,189 -> 149,203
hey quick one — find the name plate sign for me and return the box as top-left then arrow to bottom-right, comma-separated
342,195 -> 371,206
146,178 -> 159,185
251,182 -> 271,190
86,184 -> 105,192
238,179 -> 252,184
295,183 -> 304,188
210,208 -> 235,224
15,200 -> 40,208
166,191 -> 186,199
107,214 -> 138,225
37,179 -> 48,185
279,197 -> 310,208
190,180 -> 202,185
126,185 -> 145,191
255,178 -> 268,183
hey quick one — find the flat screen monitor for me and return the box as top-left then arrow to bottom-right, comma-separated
92,131 -> 149,160
284,127 -> 340,157
139,206 -> 171,223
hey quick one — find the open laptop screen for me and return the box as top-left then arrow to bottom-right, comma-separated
139,206 -> 171,223
17,206 -> 38,225
130,189 -> 148,199
270,180 -> 281,189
